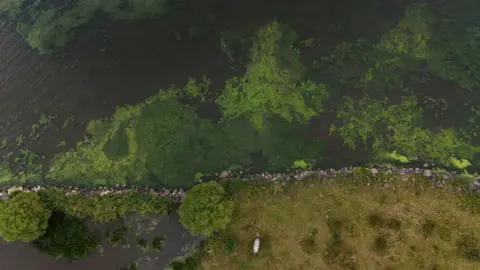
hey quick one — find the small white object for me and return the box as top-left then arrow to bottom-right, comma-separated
253,233 -> 260,255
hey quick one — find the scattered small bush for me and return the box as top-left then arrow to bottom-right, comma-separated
168,257 -> 199,270
136,236 -> 148,249
459,193 -> 480,214
107,224 -> 130,248
224,238 -> 238,254
373,233 -> 390,254
324,230 -> 357,269
367,213 -> 385,228
457,234 -> 480,261
421,219 -> 436,238
121,261 -> 138,270
300,229 -> 318,254
150,236 -> 166,251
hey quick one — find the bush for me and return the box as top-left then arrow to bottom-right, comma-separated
168,257 -> 199,270
0,192 -> 51,242
150,236 -> 166,251
106,224 -> 131,248
224,238 -> 238,254
178,182 -> 234,236
33,212 -> 100,260
39,188 -> 172,223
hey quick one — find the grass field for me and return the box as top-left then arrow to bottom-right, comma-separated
201,175 -> 480,269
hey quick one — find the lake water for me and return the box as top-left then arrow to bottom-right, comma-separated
0,213 -> 202,270
0,19 -> 216,269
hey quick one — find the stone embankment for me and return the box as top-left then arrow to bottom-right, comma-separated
1,166 -> 479,201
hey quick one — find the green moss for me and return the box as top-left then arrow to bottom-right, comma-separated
102,123 -> 130,160
334,95 -> 477,166
217,21 -> 328,130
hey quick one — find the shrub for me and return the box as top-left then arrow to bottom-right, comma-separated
178,182 -> 234,236
106,224 -> 131,248
168,257 -> 199,270
457,234 -> 480,261
224,238 -> 238,254
64,194 -> 95,217
0,192 -> 51,242
150,236 -> 166,251
33,212 -> 100,260
136,236 -> 148,249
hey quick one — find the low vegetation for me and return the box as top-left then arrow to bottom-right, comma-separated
0,189 -> 173,260
38,189 -> 172,223
199,176 -> 480,269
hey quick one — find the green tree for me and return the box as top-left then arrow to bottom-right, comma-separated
217,21 -> 328,130
0,192 -> 51,242
33,212 -> 100,260
178,182 -> 234,236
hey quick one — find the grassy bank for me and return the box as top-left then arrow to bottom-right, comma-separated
200,175 -> 480,269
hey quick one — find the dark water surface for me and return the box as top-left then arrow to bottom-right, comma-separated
0,19 -> 229,160
0,213 -> 201,270
0,20 -> 217,269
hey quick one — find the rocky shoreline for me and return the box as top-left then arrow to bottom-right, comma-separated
1,166 -> 479,202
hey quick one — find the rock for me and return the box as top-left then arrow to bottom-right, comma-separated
219,170 -> 230,179
254,174 -> 265,181
423,169 -> 432,177
370,168 -> 379,175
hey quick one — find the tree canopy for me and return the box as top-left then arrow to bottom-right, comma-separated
33,213 -> 100,260
0,192 -> 51,242
178,182 -> 234,236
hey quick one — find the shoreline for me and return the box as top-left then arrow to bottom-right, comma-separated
2,165 -> 479,201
